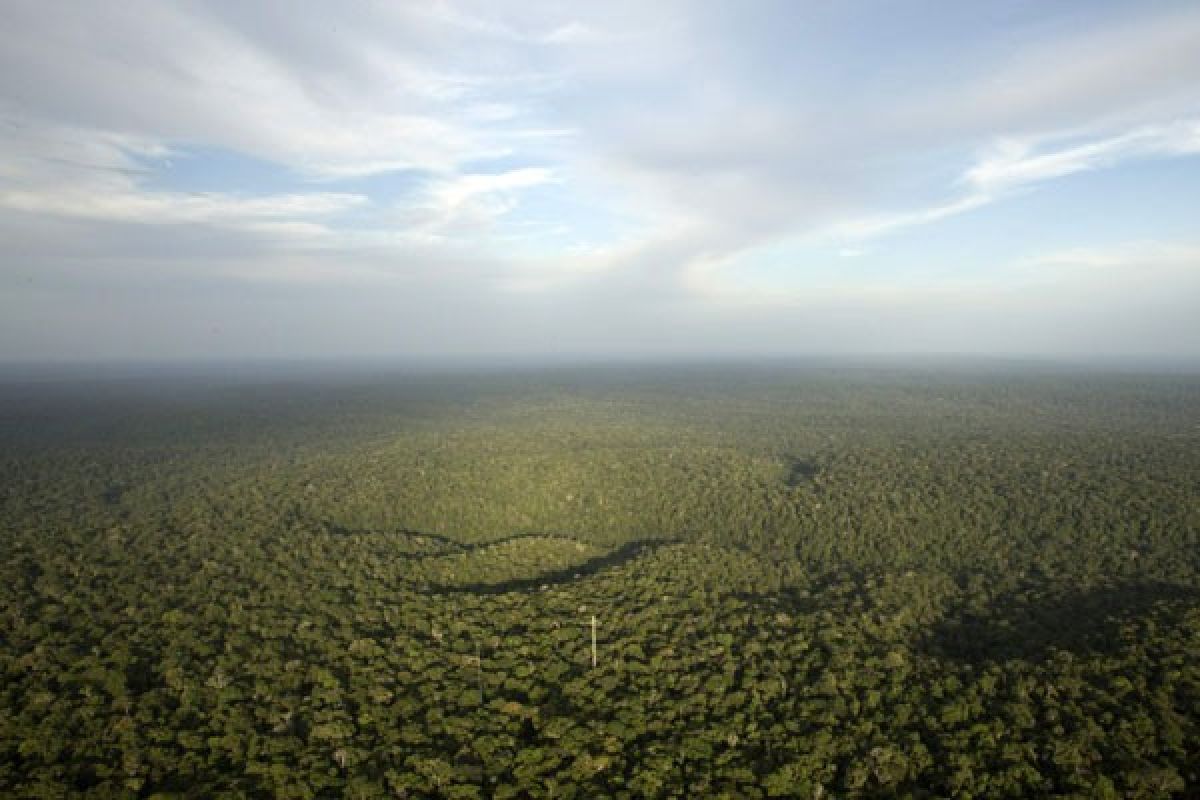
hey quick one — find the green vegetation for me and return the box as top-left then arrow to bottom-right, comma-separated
2,364 -> 1198,798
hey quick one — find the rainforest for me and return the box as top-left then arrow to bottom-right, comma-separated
2,362 -> 1198,799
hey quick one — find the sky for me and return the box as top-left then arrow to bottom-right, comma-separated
1,1 -> 1199,363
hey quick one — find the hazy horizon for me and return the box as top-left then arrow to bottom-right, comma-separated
3,353 -> 1199,383
2,2 -> 1199,362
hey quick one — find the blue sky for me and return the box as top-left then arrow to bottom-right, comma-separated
1,1 -> 1198,361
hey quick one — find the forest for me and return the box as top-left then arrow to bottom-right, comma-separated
1,362 -> 1198,798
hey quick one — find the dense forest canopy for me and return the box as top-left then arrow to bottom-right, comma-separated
1,363 -> 1198,798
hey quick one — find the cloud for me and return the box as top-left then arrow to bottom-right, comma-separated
541,21 -> 607,45
815,118 -> 1200,245
1016,240 -> 1200,280
430,167 -> 555,210
0,1 -> 555,178
827,194 -> 992,242
378,167 -> 559,245
966,120 -> 1200,193
0,184 -> 364,228
0,115 -> 363,235
1,1 -> 1199,360
902,5 -> 1200,141
676,237 -> 1200,357
517,2 -> 1200,296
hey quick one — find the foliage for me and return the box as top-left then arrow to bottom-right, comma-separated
1,365 -> 1198,797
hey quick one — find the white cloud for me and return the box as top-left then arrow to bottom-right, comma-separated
907,6 -> 1200,140
828,194 -> 992,242
2,1 -> 1200,359
0,187 -> 363,227
687,237 -> 1200,332
541,21 -> 609,45
813,118 -> 1200,246
0,115 -> 364,233
393,167 -> 557,243
0,2 -> 555,179
432,167 -> 556,207
1016,240 -> 1200,281
966,120 -> 1200,194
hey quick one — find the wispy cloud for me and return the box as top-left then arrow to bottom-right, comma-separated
394,167 -> 558,243
818,119 -> 1200,246
1,1 -> 1199,359
828,194 -> 992,241
0,2 -> 557,179
1017,240 -> 1200,278
541,21 -> 608,45
0,186 -> 363,227
0,115 -> 364,234
966,120 -> 1200,193
430,167 -> 556,209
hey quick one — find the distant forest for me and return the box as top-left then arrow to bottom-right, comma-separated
2,364 -> 1198,798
